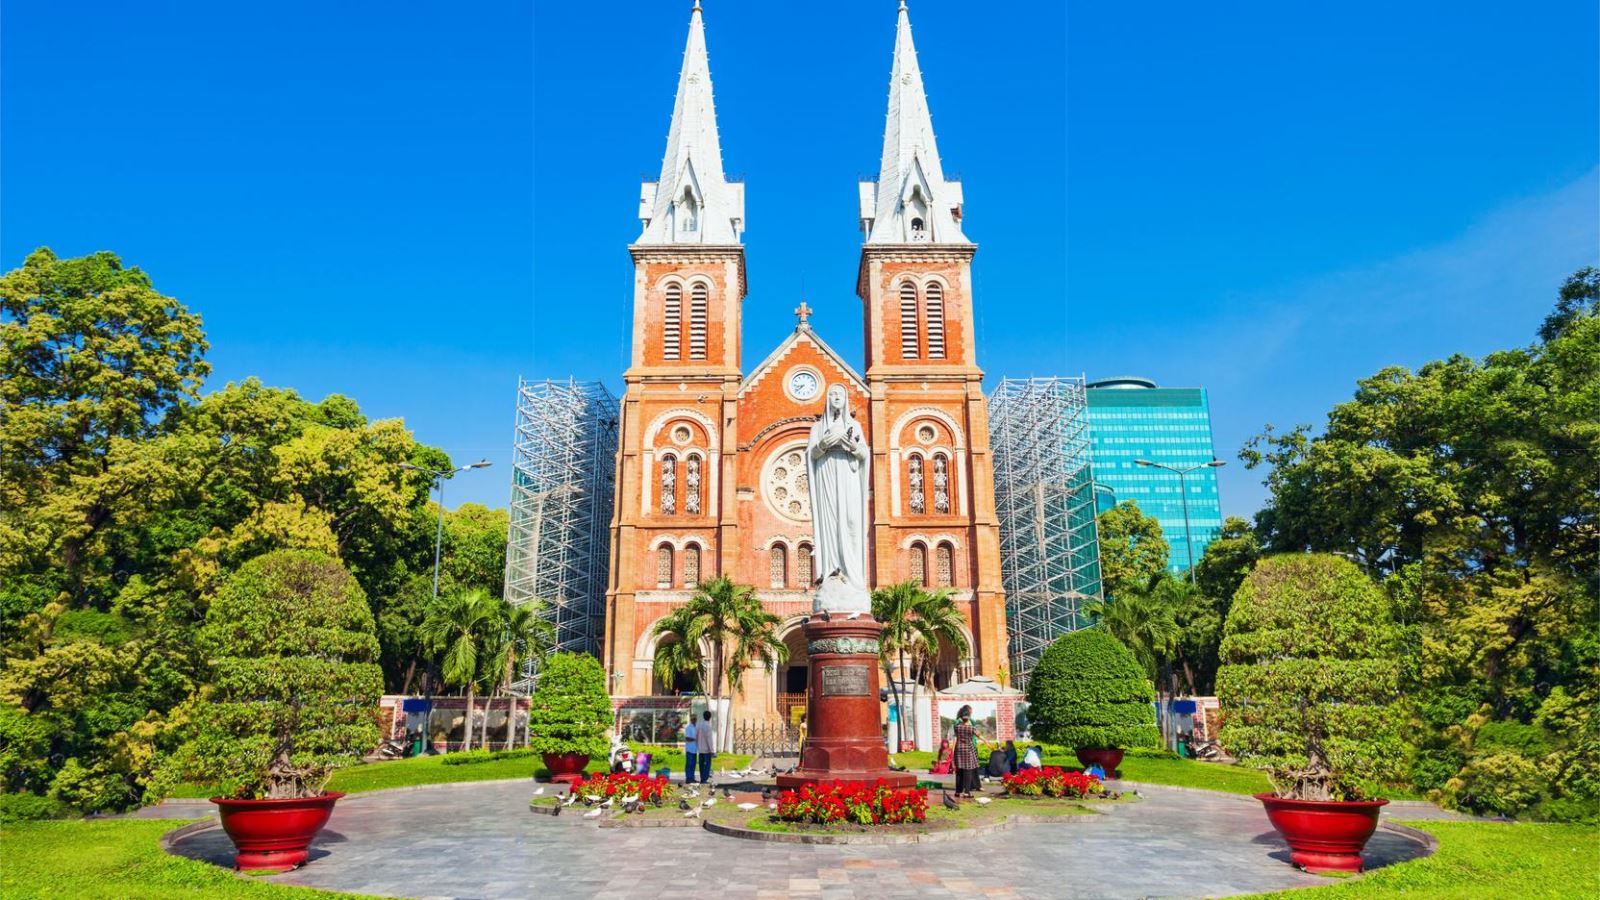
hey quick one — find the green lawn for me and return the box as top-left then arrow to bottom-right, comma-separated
0,819 -> 364,899
1246,820 -> 1600,899
889,745 -> 1276,796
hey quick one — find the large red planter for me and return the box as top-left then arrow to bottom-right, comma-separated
210,792 -> 343,872
1074,747 -> 1125,776
1256,794 -> 1389,874
541,752 -> 590,784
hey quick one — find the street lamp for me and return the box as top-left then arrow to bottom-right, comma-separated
1132,458 -> 1225,582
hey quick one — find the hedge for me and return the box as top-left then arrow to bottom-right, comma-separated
1025,628 -> 1159,750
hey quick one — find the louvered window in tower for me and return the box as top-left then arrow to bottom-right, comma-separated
899,282 -> 920,358
935,543 -> 953,587
925,282 -> 946,359
689,283 -> 708,360
683,544 -> 701,587
797,543 -> 814,587
769,544 -> 787,589
663,284 -> 682,361
656,546 -> 673,588
910,543 -> 928,586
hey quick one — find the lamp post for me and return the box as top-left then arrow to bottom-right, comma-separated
1132,458 -> 1225,582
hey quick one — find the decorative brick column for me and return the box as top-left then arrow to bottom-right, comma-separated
775,616 -> 916,789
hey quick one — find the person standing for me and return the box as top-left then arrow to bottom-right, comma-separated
952,705 -> 981,798
683,716 -> 700,784
696,709 -> 716,784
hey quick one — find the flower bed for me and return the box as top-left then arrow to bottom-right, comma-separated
571,772 -> 671,805
1000,767 -> 1104,799
775,780 -> 928,825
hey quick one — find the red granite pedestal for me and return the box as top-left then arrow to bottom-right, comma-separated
775,616 -> 916,790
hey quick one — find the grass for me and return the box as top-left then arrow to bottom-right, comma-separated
0,818 -> 364,899
1245,820 -> 1600,899
889,744 -> 1276,796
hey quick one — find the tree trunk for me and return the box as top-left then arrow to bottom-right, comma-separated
400,659 -> 417,696
464,684 -> 475,752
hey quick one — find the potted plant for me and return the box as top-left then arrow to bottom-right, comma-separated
527,652 -> 611,783
1218,553 -> 1407,874
1025,628 -> 1159,776
168,550 -> 383,872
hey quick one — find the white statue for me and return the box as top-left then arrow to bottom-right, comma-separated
806,384 -> 872,613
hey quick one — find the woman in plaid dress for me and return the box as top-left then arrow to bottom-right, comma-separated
952,705 -> 981,798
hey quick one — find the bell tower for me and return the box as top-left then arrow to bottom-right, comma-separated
605,1 -> 746,691
857,0 -> 1008,681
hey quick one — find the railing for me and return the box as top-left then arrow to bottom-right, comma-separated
731,719 -> 801,758
776,693 -> 807,718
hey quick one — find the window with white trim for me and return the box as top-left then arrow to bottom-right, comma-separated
932,453 -> 951,514
659,454 -> 677,515
797,542 -> 814,587
656,546 -> 673,588
935,542 -> 954,587
683,544 -> 701,587
910,542 -> 928,586
689,282 -> 708,360
908,454 -> 926,514
769,543 -> 787,589
684,455 -> 701,515
899,281 -> 919,359
663,284 -> 682,361
925,282 -> 945,359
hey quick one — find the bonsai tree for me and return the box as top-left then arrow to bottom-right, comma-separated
1216,553 -> 1406,801
179,550 -> 383,799
527,652 -> 611,760
1026,628 -> 1159,751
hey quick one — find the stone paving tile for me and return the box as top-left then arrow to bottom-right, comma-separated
165,780 -> 1432,899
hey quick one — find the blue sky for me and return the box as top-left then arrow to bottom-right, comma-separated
4,0 -> 1596,517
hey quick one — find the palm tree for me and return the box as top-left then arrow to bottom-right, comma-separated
872,581 -> 970,746
1085,576 -> 1181,684
650,576 -> 787,701
485,598 -> 555,750
419,588 -> 497,752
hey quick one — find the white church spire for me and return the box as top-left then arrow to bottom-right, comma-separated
637,2 -> 744,245
860,1 -> 967,244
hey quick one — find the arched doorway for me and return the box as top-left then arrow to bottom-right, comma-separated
774,623 -> 809,724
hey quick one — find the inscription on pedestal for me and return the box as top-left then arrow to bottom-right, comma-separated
820,664 -> 871,697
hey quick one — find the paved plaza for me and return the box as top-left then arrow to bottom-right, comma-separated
166,780 -> 1432,899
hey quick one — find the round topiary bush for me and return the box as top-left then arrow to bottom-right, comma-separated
527,652 -> 612,760
1217,553 -> 1406,801
1025,628 -> 1159,751
179,550 -> 383,799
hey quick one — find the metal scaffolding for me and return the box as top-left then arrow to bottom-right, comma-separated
988,376 -> 1104,690
505,378 -> 619,689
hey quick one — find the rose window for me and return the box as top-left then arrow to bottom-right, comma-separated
762,445 -> 811,522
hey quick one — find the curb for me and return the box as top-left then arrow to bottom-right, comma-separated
702,810 -> 1103,845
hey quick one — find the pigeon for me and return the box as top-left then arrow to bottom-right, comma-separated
685,787 -> 700,799
767,802 -> 777,810
599,797 -> 614,808
760,787 -> 773,802
561,793 -> 578,807
583,807 -> 605,819
678,798 -> 692,811
975,796 -> 992,805
737,802 -> 759,811
582,795 -> 597,806
619,794 -> 639,806
683,806 -> 701,819
532,786 -> 545,796
845,611 -> 862,620
722,788 -> 733,801
702,797 -> 717,809
942,791 -> 960,810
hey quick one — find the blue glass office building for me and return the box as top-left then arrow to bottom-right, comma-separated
1086,377 -> 1223,574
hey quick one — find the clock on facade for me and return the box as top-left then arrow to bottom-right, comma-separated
788,369 -> 821,401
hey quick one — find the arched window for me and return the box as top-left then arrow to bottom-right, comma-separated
932,453 -> 951,514
689,282 -> 708,360
797,542 -> 814,587
899,281 -> 920,359
908,454 -> 926,514
684,455 -> 702,515
925,282 -> 945,359
769,543 -> 787,589
683,543 -> 701,587
656,546 -> 674,588
659,454 -> 677,515
663,284 -> 682,361
935,543 -> 954,588
909,542 -> 928,586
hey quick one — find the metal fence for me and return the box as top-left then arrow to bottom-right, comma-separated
730,719 -> 801,758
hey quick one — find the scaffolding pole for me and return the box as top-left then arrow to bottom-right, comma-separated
504,378 -> 619,691
988,376 -> 1104,690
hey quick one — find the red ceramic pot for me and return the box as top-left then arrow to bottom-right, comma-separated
541,752 -> 590,784
210,792 -> 343,872
1074,747 -> 1124,775
1256,793 -> 1389,874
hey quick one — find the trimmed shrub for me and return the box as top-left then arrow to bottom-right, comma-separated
166,550 -> 383,800
527,652 -> 611,760
0,792 -> 71,822
1217,553 -> 1406,801
1025,629 -> 1159,750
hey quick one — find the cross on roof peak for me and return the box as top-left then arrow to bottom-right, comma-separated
793,302 -> 813,326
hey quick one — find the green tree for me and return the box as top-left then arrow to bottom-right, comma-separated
418,588 -> 499,752
485,598 -> 554,749
871,581 -> 970,741
1025,629 -> 1159,751
1084,581 -> 1179,685
1096,501 -> 1170,599
167,550 -> 381,799
1217,554 -> 1407,801
1193,517 -> 1261,609
650,576 -> 786,699
526,652 -> 611,760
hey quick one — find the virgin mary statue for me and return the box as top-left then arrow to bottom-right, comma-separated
806,384 -> 872,613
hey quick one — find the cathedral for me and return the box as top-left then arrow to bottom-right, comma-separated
602,1 -> 1009,725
